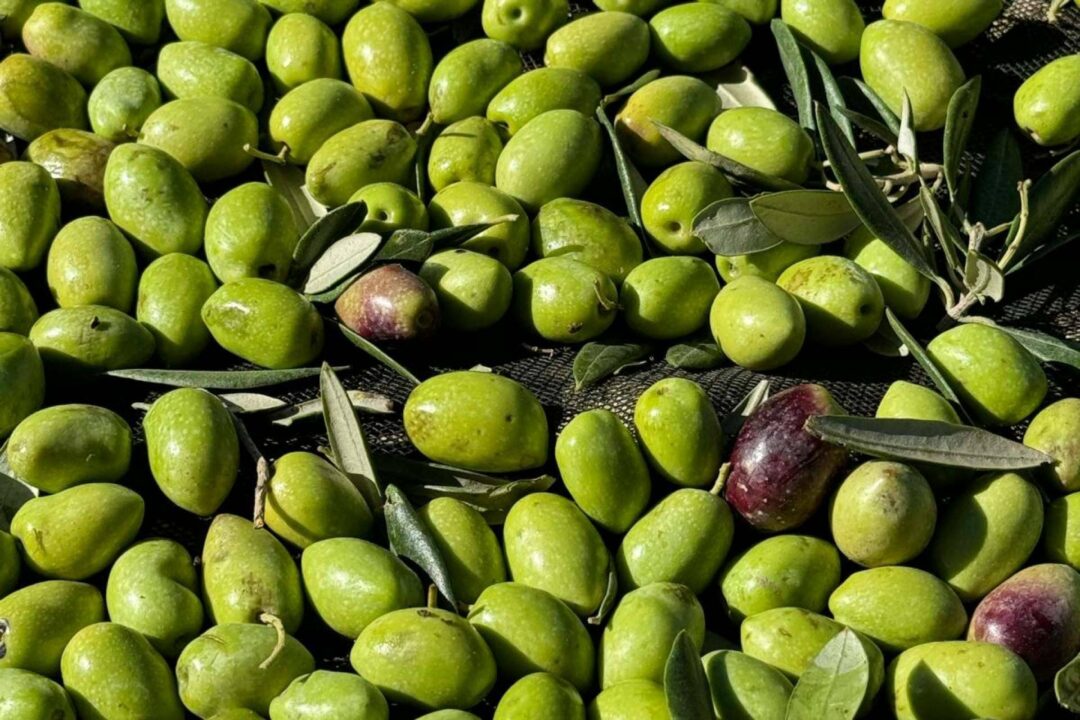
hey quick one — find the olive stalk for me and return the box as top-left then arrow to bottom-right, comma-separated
996,179 -> 1034,271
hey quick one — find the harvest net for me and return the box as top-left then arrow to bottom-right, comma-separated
38,0 -> 1080,705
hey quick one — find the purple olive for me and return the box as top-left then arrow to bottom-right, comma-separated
335,264 -> 440,342
724,383 -> 847,532
969,563 -> 1080,680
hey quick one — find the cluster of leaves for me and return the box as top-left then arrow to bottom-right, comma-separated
577,18 -> 1080,389
664,627 -> 873,720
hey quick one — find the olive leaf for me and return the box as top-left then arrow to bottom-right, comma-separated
375,455 -> 555,523
263,160 -> 321,229
301,232 -> 384,295
712,63 -> 777,110
884,309 -> 972,424
963,251 -> 1005,302
320,363 -> 382,509
374,228 -> 435,264
375,220 -> 514,266
595,102 -> 649,244
897,91 -> 918,167
693,198 -> 784,256
217,393 -> 290,414
601,68 -> 662,108
805,416 -> 1054,470
1004,148 -> 1080,263
943,76 -> 982,200
838,77 -> 901,135
721,379 -> 771,438
983,323 -> 1080,372
0,444 -> 35,533
588,561 -> 619,626
573,341 -> 652,391
971,128 -> 1023,231
816,104 -> 941,288
1008,228 -> 1080,275
107,366 -> 336,389
771,19 -> 814,130
810,51 -> 854,144
920,186 -> 966,254
1055,651 -> 1080,711
837,107 -> 899,145
302,232 -> 386,297
785,629 -> 870,720
654,122 -> 801,191
384,484 -> 459,608
749,190 -> 861,245
665,630 -> 714,720
0,472 -> 35,533
269,391 -> 396,427
288,201 -> 367,287
666,338 -> 725,370
338,324 -> 422,386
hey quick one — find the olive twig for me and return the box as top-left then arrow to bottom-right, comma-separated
996,179 -> 1034,271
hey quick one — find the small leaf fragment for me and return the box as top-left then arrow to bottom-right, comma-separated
666,339 -> 725,370
1056,651 -> 1080,711
712,63 -> 777,110
573,341 -> 652,390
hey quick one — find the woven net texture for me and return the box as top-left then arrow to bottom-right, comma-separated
35,0 -> 1080,708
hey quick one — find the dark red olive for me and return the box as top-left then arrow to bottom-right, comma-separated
724,383 -> 847,532
969,563 -> 1080,680
335,264 -> 440,342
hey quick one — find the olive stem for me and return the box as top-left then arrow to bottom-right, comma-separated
258,613 -> 287,670
710,463 -> 731,496
426,584 -> 439,609
415,113 -> 435,139
594,281 -> 619,312
244,143 -> 287,165
997,179 -> 1033,272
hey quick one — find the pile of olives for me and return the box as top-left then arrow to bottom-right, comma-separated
0,0 -> 1078,718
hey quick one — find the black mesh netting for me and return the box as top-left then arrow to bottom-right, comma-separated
15,1 -> 1080,717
